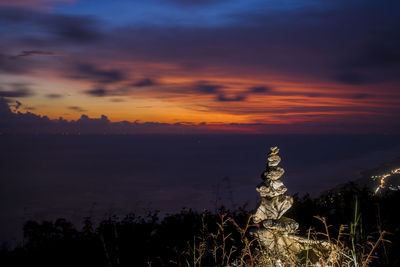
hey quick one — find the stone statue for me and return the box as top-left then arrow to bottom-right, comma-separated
250,146 -> 338,266
253,146 -> 299,233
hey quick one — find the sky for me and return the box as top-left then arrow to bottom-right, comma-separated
1,0 -> 400,134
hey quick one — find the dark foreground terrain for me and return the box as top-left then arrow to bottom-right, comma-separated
2,134 -> 400,246
1,183 -> 399,266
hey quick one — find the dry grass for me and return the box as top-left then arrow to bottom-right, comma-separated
180,208 -> 388,267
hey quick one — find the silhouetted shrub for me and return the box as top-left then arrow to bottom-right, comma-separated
1,184 -> 399,266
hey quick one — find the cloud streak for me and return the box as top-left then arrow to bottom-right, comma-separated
10,50 -> 54,59
45,93 -> 63,98
133,78 -> 158,87
0,84 -> 34,98
216,94 -> 246,102
68,106 -> 87,112
70,63 -> 126,84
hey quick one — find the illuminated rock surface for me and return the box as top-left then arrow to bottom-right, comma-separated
253,147 -> 297,228
251,147 -> 337,266
256,179 -> 287,198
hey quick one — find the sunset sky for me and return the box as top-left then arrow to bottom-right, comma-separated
1,0 -> 400,133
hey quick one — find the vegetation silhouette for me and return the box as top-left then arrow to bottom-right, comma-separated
1,183 -> 399,266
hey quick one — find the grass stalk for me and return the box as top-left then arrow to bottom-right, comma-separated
305,226 -> 311,267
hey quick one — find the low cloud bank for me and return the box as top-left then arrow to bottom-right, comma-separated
1,97 -> 400,134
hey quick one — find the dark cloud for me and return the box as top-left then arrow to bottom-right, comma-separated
243,87 -> 323,99
45,93 -> 63,99
85,88 -> 111,97
350,93 -> 372,99
71,64 -> 126,84
0,7 -> 103,45
340,34 -> 400,71
303,93 -> 323,98
333,73 -> 372,85
84,85 -> 135,98
0,8 -> 103,77
0,84 -> 34,98
47,14 -> 103,43
192,81 -> 224,94
5,7 -> 102,42
263,90 -> 327,98
133,78 -> 157,87
0,97 -> 13,104
15,100 -> 21,110
216,94 -> 246,102
10,50 -> 54,59
0,90 -> 31,98
249,86 -> 271,93
0,53 -> 31,74
363,42 -> 400,68
68,106 -> 87,112
0,97 -> 12,115
0,98 -> 54,134
0,7 -> 37,23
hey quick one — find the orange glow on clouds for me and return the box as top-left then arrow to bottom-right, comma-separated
12,64 -> 400,129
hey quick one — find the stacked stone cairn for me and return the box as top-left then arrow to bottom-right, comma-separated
253,146 -> 299,233
251,146 -> 337,265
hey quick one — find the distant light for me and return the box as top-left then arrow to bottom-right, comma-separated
373,168 -> 400,195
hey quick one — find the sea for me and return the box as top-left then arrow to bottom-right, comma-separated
1,134 -> 400,246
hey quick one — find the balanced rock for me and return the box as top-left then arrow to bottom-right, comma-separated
256,180 -> 287,198
267,154 -> 281,167
269,146 -> 279,155
253,195 -> 293,222
262,217 -> 299,233
250,146 -> 338,266
263,166 -> 285,180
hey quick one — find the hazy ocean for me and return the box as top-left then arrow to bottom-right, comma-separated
1,134 -> 400,245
